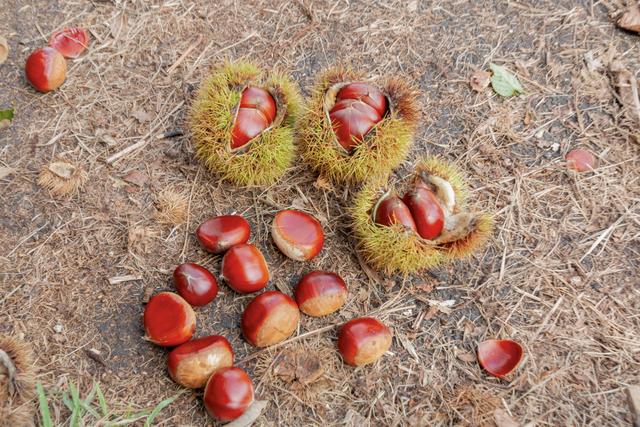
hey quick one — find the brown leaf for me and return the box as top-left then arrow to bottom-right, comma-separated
610,60 -> 640,125
470,70 -> 491,92
494,408 -> 520,427
122,170 -> 148,187
0,36 -> 8,64
273,349 -> 324,386
618,6 -> 640,33
132,109 -> 153,123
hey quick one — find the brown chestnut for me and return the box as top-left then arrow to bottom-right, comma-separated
294,271 -> 347,317
143,292 -> 195,347
241,291 -> 300,347
403,184 -> 444,240
230,86 -> 277,150
221,243 -> 270,293
25,47 -> 67,93
203,367 -> 254,422
337,317 -> 392,366
271,209 -> 324,261
167,335 -> 233,388
173,262 -> 218,306
566,148 -> 596,172
196,215 -> 250,254
372,193 -> 417,231
477,339 -> 524,378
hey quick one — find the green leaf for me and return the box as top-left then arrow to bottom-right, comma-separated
0,108 -> 13,121
144,394 -> 180,427
490,63 -> 524,97
36,382 -> 54,427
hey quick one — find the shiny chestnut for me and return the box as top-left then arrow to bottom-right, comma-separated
271,209 -> 324,261
231,86 -> 277,149
566,148 -> 596,172
196,215 -> 250,254
403,184 -> 444,240
372,193 -> 417,231
294,271 -> 347,317
477,339 -> 524,378
242,291 -> 300,347
204,367 -> 254,422
167,335 -> 234,388
338,317 -> 392,366
25,47 -> 67,92
49,27 -> 89,58
329,82 -> 388,153
143,292 -> 195,347
173,262 -> 218,306
221,243 -> 269,293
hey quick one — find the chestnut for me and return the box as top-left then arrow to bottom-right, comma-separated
372,193 -> 417,231
241,291 -> 300,347
167,335 -> 233,388
403,184 -> 444,240
566,148 -> 595,172
231,86 -> 277,150
477,339 -> 524,378
221,243 -> 269,293
271,209 -> 324,261
25,47 -> 67,93
49,27 -> 89,58
294,271 -> 347,317
143,292 -> 195,347
173,262 -> 218,306
338,317 -> 392,366
329,82 -> 388,153
196,215 -> 250,254
203,367 -> 254,422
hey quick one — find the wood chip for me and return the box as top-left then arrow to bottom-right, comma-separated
0,36 -> 8,64
618,6 -> 640,33
225,400 -> 268,427
107,275 -> 142,285
627,386 -> 640,427
84,348 -> 107,367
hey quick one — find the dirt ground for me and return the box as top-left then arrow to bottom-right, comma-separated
1,0 -> 639,426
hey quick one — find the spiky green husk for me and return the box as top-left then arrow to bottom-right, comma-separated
298,66 -> 420,185
189,60 -> 302,187
352,157 -> 493,275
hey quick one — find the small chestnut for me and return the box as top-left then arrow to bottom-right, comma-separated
25,47 -> 67,93
49,27 -> 89,58
143,292 -> 195,347
477,339 -> 524,378
221,243 -> 269,293
372,193 -> 417,231
173,262 -> 218,306
294,271 -> 347,317
271,209 -> 324,261
338,317 -> 392,366
566,148 -> 596,172
231,86 -> 277,149
196,215 -> 250,254
403,184 -> 444,240
204,367 -> 254,422
242,291 -> 300,347
167,335 -> 233,388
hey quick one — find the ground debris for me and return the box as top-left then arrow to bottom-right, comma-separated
609,59 -> 640,126
470,69 -> 491,92
617,6 -> 640,33
273,348 -> 324,387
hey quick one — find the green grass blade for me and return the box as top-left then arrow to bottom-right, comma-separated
95,382 -> 109,417
143,394 -> 180,427
69,382 -> 83,427
36,382 -> 54,427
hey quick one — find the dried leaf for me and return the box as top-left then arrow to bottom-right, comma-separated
273,349 -> 324,386
0,36 -> 8,64
0,167 -> 14,179
470,70 -> 491,92
494,408 -> 520,427
617,6 -> 640,33
122,170 -> 148,187
490,63 -> 524,97
427,299 -> 456,315
225,400 -> 268,427
609,60 -> 640,125
132,109 -> 153,123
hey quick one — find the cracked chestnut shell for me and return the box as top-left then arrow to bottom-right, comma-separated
196,215 -> 250,254
338,317 -> 392,366
167,335 -> 234,388
231,86 -> 277,149
173,262 -> 218,306
477,339 -> 523,378
143,292 -> 196,347
294,271 -> 347,317
329,82 -> 388,153
402,184 -> 444,240
271,209 -> 324,261
204,367 -> 254,422
25,47 -> 67,93
241,291 -> 300,347
49,27 -> 89,58
221,243 -> 270,293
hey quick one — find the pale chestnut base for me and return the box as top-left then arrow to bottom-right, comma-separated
170,348 -> 233,389
352,334 -> 392,366
254,304 -> 300,347
271,222 -> 307,261
300,293 -> 346,317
